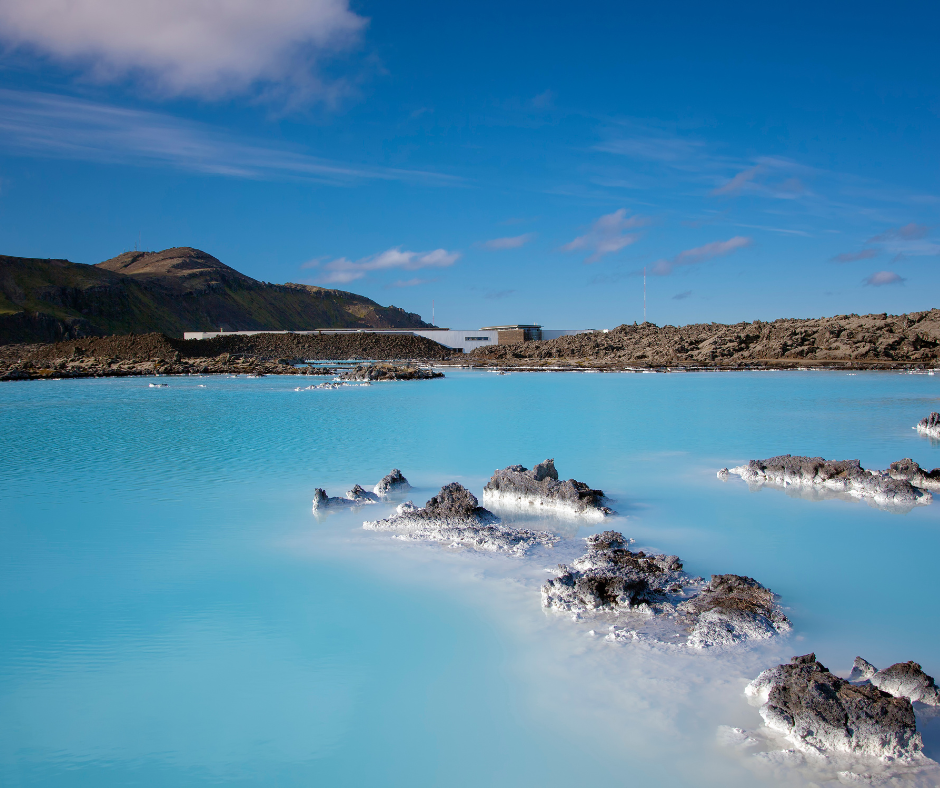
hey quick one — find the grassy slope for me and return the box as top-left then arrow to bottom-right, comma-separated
0,255 -> 428,342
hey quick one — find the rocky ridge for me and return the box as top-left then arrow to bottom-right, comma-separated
0,332 -> 453,381
463,309 -> 940,369
313,470 -> 412,512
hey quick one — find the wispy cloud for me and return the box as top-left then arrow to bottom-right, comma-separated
482,233 -> 535,250
0,89 -> 458,186
316,247 -> 460,284
561,208 -> 649,263
711,165 -> 761,196
386,278 -> 435,288
651,236 -> 752,276
831,248 -> 879,263
0,0 -> 365,100
672,290 -> 692,300
595,135 -> 705,163
484,289 -> 516,300
867,223 -> 930,243
864,271 -> 905,286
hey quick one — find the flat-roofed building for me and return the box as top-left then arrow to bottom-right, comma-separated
183,325 -> 597,353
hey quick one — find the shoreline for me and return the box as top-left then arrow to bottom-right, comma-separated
3,358 -> 939,382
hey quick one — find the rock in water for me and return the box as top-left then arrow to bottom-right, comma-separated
363,482 -> 558,555
849,656 -> 877,682
678,574 -> 791,648
346,484 -> 379,504
887,458 -> 940,491
745,654 -> 923,761
916,412 -> 940,439
312,488 -> 357,511
338,363 -> 443,381
373,469 -> 412,497
721,455 -> 931,507
542,531 -> 789,648
860,661 -> 940,706
482,459 -> 614,518
541,530 -> 686,614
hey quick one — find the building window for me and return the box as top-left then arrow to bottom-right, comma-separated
465,336 -> 489,341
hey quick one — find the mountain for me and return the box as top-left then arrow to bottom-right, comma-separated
0,247 -> 432,344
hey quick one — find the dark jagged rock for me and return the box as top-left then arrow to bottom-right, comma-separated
363,483 -> 557,555
916,412 -> 940,439
541,530 -> 788,648
338,363 -> 444,381
373,469 -> 412,497
719,455 -> 931,507
888,458 -> 940,491
850,659 -> 940,706
677,574 -> 792,648
482,459 -> 613,518
346,484 -> 380,504
746,654 -> 923,760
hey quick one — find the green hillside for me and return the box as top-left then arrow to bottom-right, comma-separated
0,247 -> 431,344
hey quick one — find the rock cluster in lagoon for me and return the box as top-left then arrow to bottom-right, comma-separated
718,455 -> 931,507
850,657 -> 940,706
482,459 -> 614,518
745,654 -> 925,761
363,482 -> 558,555
338,363 -> 444,382
312,470 -> 412,511
916,412 -> 940,439
541,531 -> 790,648
888,458 -> 940,491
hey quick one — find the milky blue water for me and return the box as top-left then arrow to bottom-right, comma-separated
3,370 -> 940,787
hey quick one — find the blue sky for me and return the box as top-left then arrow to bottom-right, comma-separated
0,0 -> 938,329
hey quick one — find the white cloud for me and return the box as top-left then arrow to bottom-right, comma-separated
651,236 -> 752,276
482,233 -> 534,250
561,209 -> 648,263
0,90 -> 456,186
864,271 -> 905,286
595,136 -> 705,163
318,247 -> 460,284
0,0 -> 366,99
387,278 -> 434,288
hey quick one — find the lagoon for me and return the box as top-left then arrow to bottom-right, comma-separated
2,370 -> 940,786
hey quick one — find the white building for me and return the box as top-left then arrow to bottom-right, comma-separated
182,324 -> 596,354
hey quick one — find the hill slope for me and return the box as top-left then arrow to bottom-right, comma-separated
0,247 -> 430,343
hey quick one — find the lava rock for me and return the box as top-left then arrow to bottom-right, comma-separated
722,455 -> 931,507
887,458 -> 940,491
916,412 -> 940,439
363,482 -> 558,555
482,459 -> 613,518
745,653 -> 923,761
373,468 -> 412,497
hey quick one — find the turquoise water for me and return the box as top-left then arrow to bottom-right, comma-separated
2,370 -> 940,786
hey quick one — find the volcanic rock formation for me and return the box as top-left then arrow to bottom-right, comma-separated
363,482 -> 557,555
482,459 -> 613,518
373,469 -> 412,497
745,654 -> 924,761
916,412 -> 940,439
338,363 -> 444,381
887,458 -> 940,491
541,531 -> 790,648
718,455 -> 931,507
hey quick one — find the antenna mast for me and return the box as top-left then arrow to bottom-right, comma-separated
432,299 -> 435,326
643,267 -> 646,322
